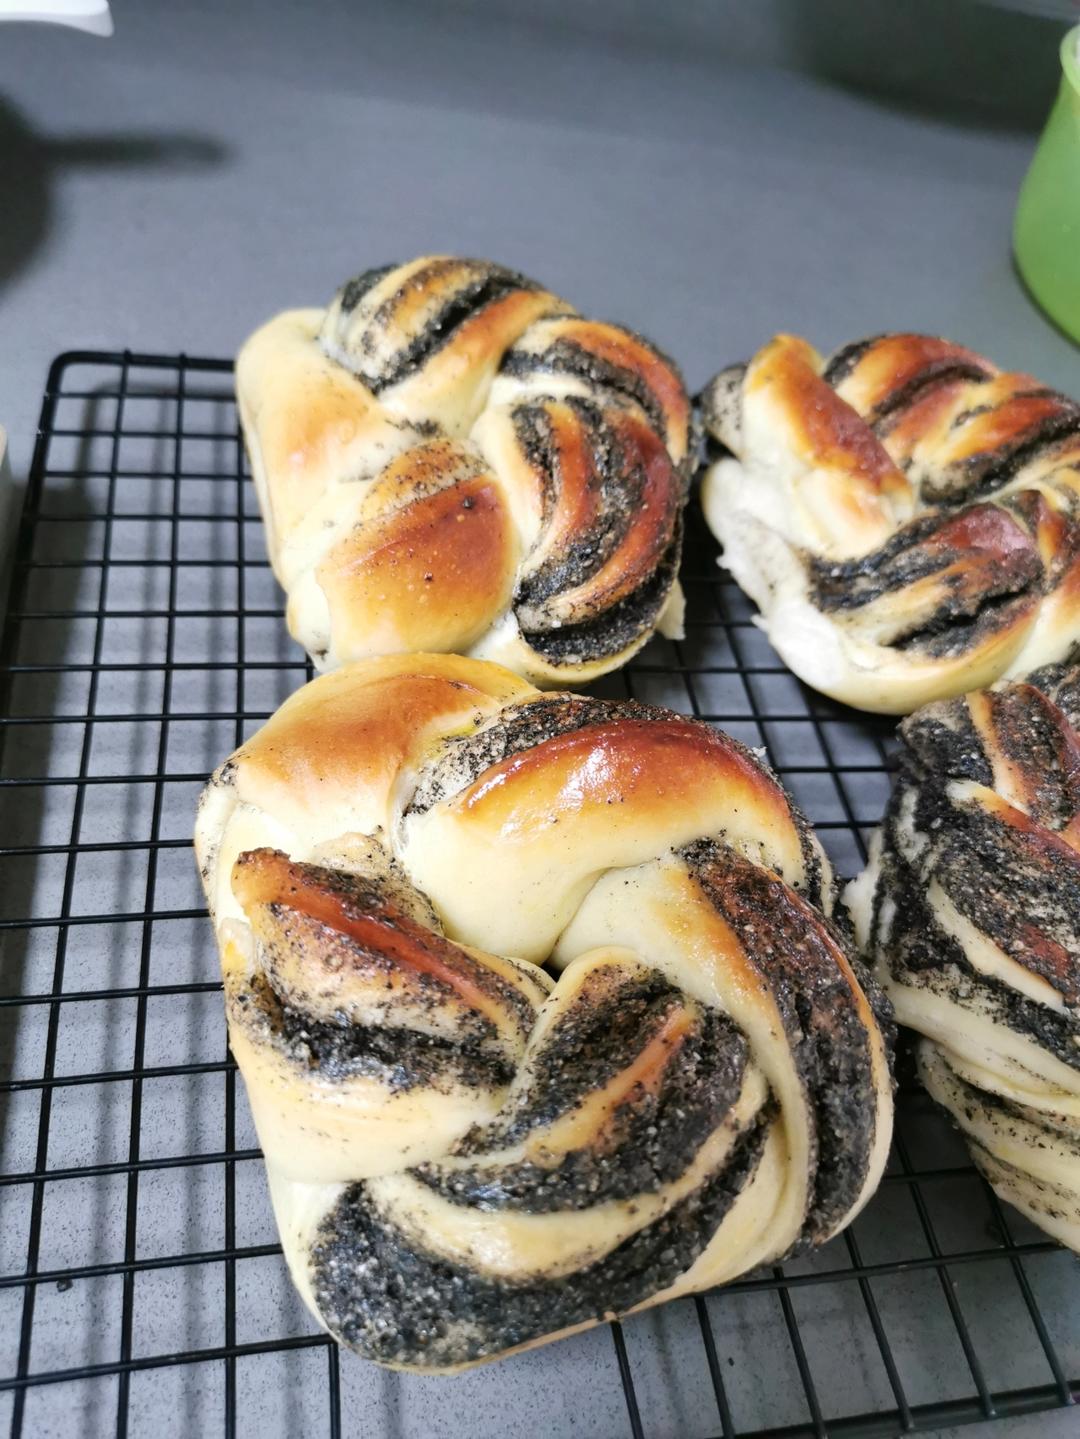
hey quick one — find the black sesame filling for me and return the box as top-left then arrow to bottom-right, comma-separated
892,590 -> 1038,658
1029,651 -> 1080,731
809,513 -> 1039,620
898,708 -> 994,787
337,264 -> 396,315
920,408 -> 1080,505
821,336 -> 883,389
347,261 -> 541,393
680,839 -> 882,1242
512,399 -> 643,612
413,981 -> 749,1212
310,1110 -> 770,1368
868,361 -> 994,432
886,778 -> 1080,1012
872,806 -> 1080,1069
520,521 -> 682,664
406,693 -> 684,819
238,971 -> 514,1094
500,330 -> 681,448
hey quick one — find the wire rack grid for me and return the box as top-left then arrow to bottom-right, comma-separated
0,351 -> 1076,1439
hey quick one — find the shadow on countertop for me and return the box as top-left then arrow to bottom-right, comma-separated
385,0 -> 1065,133
779,0 -> 1066,132
0,94 -> 227,292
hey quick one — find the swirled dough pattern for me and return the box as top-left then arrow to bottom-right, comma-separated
849,654 -> 1080,1248
238,258 -> 691,684
701,333 -> 1080,713
196,654 -> 894,1370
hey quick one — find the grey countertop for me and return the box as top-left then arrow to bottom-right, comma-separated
2,0 -> 1078,487
0,2 -> 1078,1436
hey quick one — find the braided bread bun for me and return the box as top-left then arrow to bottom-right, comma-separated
700,333 -> 1080,714
237,258 -> 691,684
848,655 -> 1080,1249
195,654 -> 893,1371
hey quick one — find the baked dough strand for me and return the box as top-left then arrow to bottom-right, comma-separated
848,652 -> 1080,1249
196,654 -> 894,1371
237,258 -> 691,684
700,333 -> 1080,713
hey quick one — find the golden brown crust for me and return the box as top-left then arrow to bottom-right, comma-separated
233,847 -> 541,1034
533,316 -> 692,467
236,310 -> 408,567
852,660 -> 1080,1248
317,473 -> 517,659
196,655 -> 893,1369
701,331 -> 1080,713
518,406 -> 682,629
238,259 -> 690,683
517,401 -> 601,574
229,655 -> 537,840
378,287 -> 568,425
833,333 -> 995,419
749,335 -> 909,503
455,715 -> 794,837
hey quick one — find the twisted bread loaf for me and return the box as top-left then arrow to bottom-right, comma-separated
700,334 -> 1080,713
848,655 -> 1080,1248
195,654 -> 893,1371
237,257 -> 691,684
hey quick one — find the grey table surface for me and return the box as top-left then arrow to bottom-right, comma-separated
0,2 -> 1078,1437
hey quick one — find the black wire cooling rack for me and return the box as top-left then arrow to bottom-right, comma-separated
0,351 -> 1076,1439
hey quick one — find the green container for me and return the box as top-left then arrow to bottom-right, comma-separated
1014,24 -> 1080,344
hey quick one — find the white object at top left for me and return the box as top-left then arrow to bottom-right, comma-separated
0,0 -> 113,36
